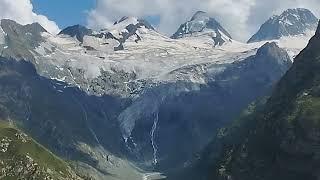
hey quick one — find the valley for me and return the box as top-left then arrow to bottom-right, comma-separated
0,6 -> 318,180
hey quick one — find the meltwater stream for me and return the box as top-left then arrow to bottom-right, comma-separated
150,112 -> 159,165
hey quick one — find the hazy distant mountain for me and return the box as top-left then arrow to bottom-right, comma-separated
172,11 -> 232,46
248,8 -> 318,43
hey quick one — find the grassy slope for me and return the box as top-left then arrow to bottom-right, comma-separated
0,121 -> 81,179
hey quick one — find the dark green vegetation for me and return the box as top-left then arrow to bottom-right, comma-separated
0,121 -> 82,179
179,21 -> 320,180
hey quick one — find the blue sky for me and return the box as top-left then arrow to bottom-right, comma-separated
3,0 -> 318,40
32,0 -> 160,29
32,0 -> 96,28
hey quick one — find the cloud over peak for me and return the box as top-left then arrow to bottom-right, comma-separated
87,0 -> 320,41
0,0 -> 60,34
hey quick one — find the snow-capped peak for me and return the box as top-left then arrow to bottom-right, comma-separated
114,16 -> 139,26
248,8 -> 318,43
111,16 -> 140,31
190,11 -> 210,21
277,8 -> 317,27
171,11 -> 232,46
79,16 -> 157,51
110,16 -> 155,32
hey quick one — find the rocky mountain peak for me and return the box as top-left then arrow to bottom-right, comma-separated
256,42 -> 292,67
81,16 -> 156,51
0,19 -> 47,59
190,11 -> 210,21
248,8 -> 318,43
114,16 -> 131,25
171,11 -> 232,46
1,19 -> 47,35
113,16 -> 155,30
257,42 -> 284,57
58,24 -> 93,42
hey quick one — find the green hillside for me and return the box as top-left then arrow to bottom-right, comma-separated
0,121 -> 82,180
213,22 -> 320,180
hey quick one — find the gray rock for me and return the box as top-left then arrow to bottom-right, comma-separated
122,42 -> 292,171
172,11 -> 232,46
59,25 -> 93,42
248,8 -> 318,43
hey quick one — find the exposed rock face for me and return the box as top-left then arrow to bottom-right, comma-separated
172,11 -> 232,46
88,16 -> 156,51
0,19 -> 47,60
59,25 -> 93,42
123,42 -> 292,171
114,16 -> 155,31
248,8 -> 318,43
0,57 -> 130,179
0,18 -> 310,180
184,21 -> 320,180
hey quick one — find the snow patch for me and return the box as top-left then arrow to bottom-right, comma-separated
0,26 -> 6,45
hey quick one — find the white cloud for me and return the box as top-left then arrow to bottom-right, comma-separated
0,0 -> 60,34
87,0 -> 320,41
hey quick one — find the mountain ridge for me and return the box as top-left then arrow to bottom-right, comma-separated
58,24 -> 93,42
248,8 -> 318,43
181,20 -> 320,180
171,11 -> 232,46
0,9 -> 317,180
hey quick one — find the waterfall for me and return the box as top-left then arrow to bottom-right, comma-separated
72,95 -> 101,145
150,112 -> 159,165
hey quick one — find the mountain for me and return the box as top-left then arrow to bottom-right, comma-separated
219,20 -> 320,180
0,121 -> 82,179
113,16 -> 155,30
0,56 -> 150,180
0,17 -> 313,180
59,25 -> 93,42
248,8 -> 318,43
82,16 -> 156,51
183,20 -> 320,180
122,41 -> 291,172
172,11 -> 232,46
0,19 -> 47,61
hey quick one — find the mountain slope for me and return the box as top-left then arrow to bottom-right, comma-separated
186,21 -> 320,180
82,16 -> 156,51
0,56 -> 152,180
0,19 -> 47,61
0,121 -> 82,179
248,8 -> 318,43
122,41 -> 291,171
172,11 -> 232,46
0,17 -> 313,179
